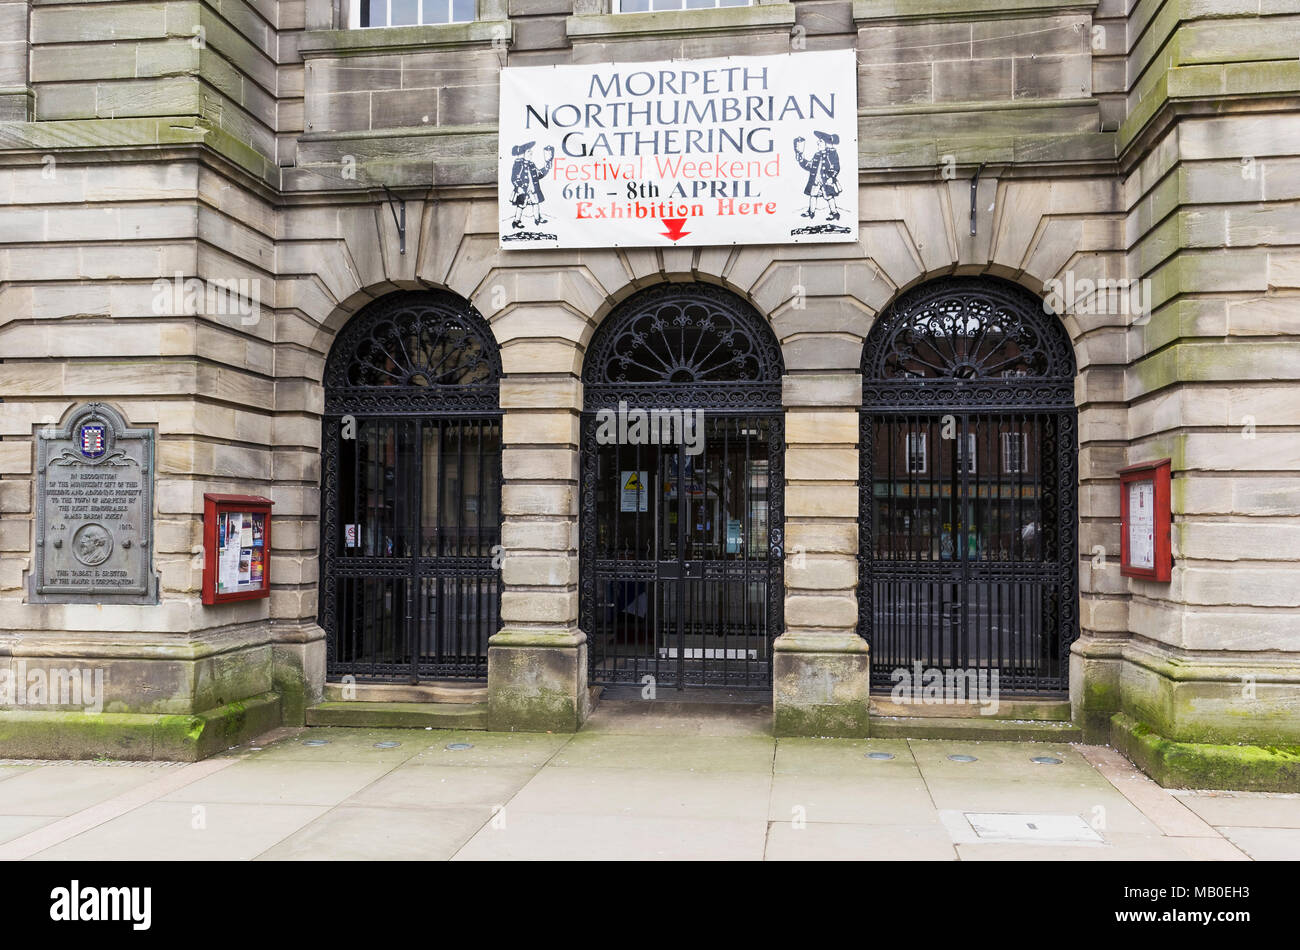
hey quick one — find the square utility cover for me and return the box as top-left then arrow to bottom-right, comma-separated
965,813 -> 1103,843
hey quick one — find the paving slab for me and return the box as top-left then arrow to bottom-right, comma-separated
158,759 -> 393,807
343,764 -> 537,809
546,732 -> 776,773
769,772 -> 940,825
0,816 -> 56,845
0,764 -> 177,817
1218,826 -> 1300,860
0,724 -> 1289,861
452,812 -> 769,861
504,765 -> 772,820
773,737 -> 917,776
955,839 -> 1148,861
403,731 -> 574,769
1077,744 -> 1226,839
765,821 -> 957,861
923,778 -> 1162,834
258,804 -> 496,861
30,802 -> 329,861
1166,835 -> 1255,861
243,728 -> 428,765
581,700 -> 772,736
1172,791 -> 1300,830
908,738 -> 1096,779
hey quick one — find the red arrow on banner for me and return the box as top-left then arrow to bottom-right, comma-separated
660,217 -> 691,242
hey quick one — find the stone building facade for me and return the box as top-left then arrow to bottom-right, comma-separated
0,0 -> 1297,789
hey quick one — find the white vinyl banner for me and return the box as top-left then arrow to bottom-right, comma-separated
497,50 -> 858,249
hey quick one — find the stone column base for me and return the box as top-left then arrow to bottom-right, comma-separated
1111,713 -> 1300,792
271,624 -> 327,726
487,629 -> 590,733
1116,638 -> 1300,747
1069,635 -> 1125,744
773,633 -> 871,738
1086,637 -> 1300,791
0,692 -> 282,762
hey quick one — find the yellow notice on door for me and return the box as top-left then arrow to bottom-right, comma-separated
620,470 -> 649,513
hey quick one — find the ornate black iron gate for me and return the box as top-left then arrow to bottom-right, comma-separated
580,284 -> 784,689
859,278 -> 1078,693
320,292 -> 502,682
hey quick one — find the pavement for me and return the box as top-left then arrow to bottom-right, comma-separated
0,702 -> 1296,861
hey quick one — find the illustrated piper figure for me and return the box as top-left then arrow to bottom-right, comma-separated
510,141 -> 555,229
793,131 -> 842,222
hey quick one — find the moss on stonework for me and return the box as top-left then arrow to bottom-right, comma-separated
1083,678 -> 1120,712
0,692 -> 281,762
1111,713 -> 1300,792
273,651 -> 308,727
774,703 -> 870,739
1075,677 -> 1119,742
277,679 -> 308,727
0,710 -> 158,761
486,688 -> 581,733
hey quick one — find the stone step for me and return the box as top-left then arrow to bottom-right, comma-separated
305,701 -> 487,730
322,681 -> 487,704
868,716 -> 1083,742
869,696 -> 1072,721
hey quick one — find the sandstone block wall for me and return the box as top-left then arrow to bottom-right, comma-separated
0,0 -> 1293,763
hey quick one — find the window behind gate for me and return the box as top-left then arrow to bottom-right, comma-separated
320,292 -> 503,682
579,283 -> 785,689
858,277 -> 1079,694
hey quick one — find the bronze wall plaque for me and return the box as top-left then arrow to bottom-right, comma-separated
31,403 -> 158,605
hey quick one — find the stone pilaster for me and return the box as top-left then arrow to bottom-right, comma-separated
486,373 -> 590,732
773,374 -> 870,737
1096,10 -> 1300,787
0,0 -> 31,121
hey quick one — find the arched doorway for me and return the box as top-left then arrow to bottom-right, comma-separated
580,283 -> 785,691
859,277 -> 1078,693
319,291 -> 502,682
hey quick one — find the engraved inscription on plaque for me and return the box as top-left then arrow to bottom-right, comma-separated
31,403 -> 158,605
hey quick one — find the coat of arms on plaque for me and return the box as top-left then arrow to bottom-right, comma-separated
79,424 -> 105,459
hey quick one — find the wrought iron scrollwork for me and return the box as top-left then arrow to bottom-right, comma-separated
858,277 -> 1079,694
583,283 -> 784,411
580,283 -> 785,689
862,277 -> 1076,410
319,292 -> 503,683
324,290 -> 502,416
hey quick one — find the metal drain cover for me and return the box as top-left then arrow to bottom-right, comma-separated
866,752 -> 896,760
373,741 -> 401,749
302,739 -> 329,747
1030,756 -> 1063,765
947,754 -> 978,763
446,742 -> 474,751
966,813 -> 1102,843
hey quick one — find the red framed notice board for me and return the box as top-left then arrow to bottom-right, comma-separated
1118,459 -> 1171,581
202,494 -> 273,604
